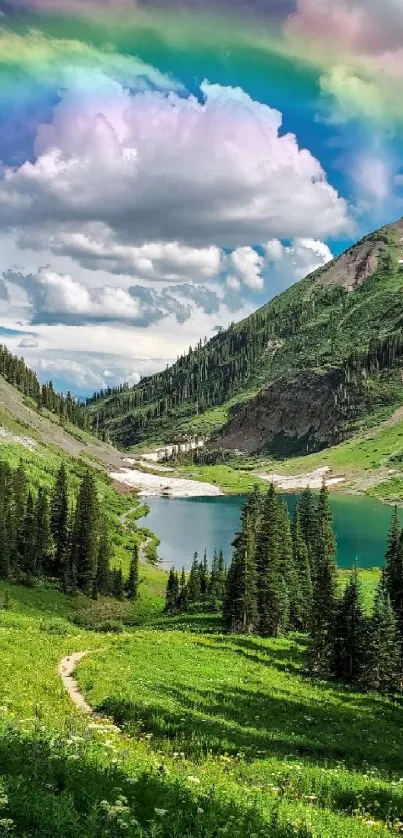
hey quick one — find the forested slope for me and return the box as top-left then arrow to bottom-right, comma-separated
88,219 -> 403,453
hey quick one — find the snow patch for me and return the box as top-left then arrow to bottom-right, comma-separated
255,466 -> 345,491
109,467 -> 223,498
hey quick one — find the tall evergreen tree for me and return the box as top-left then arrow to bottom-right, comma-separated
21,491 -> 37,581
361,582 -> 401,694
71,470 -> 99,596
187,552 -> 201,603
209,550 -> 219,602
35,488 -> 53,577
177,567 -> 188,611
200,550 -> 209,600
307,484 -> 338,674
217,549 -> 227,600
51,463 -> 70,582
96,515 -> 111,596
0,462 -> 12,579
223,493 -> 259,633
255,485 -> 287,636
165,567 -> 179,613
111,567 -> 124,600
299,487 -> 317,571
278,501 -> 297,630
331,567 -> 366,682
14,461 -> 28,566
126,544 -> 139,601
384,508 -> 403,639
384,507 -> 400,588
291,504 -> 312,630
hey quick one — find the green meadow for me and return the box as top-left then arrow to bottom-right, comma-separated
1,566 -> 403,838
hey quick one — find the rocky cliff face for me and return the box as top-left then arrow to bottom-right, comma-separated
213,372 -> 359,455
315,219 -> 403,291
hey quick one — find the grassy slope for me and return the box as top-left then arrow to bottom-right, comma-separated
1,575 -> 402,838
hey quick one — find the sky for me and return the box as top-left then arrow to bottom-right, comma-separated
1,0 -> 403,395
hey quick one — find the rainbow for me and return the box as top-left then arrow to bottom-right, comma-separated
0,0 -> 401,134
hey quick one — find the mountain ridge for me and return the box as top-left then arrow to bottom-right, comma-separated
88,218 -> 403,455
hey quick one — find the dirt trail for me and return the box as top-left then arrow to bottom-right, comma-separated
58,651 -> 123,739
58,651 -> 93,714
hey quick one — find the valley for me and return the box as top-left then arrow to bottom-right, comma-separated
3,221 -> 403,838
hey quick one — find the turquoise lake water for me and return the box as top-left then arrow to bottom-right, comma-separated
142,493 -> 402,571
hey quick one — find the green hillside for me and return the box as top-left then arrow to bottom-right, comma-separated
88,219 -> 403,453
3,364 -> 403,838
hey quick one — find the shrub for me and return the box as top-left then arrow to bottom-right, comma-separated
94,620 -> 123,634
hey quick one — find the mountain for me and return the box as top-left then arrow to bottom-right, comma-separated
88,219 -> 403,455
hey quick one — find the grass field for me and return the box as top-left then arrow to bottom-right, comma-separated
1,566 -> 403,838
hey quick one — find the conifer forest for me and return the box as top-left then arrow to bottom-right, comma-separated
165,484 -> 403,696
0,459 -> 139,601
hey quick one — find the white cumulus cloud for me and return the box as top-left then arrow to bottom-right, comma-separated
0,80 -> 349,253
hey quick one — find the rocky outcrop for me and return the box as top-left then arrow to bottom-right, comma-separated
319,238 -> 385,291
214,372 -> 358,456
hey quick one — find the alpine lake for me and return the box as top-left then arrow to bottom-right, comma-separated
141,492 -> 401,571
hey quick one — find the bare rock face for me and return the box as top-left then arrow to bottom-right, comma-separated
214,372 -> 356,456
316,218 -> 403,292
318,240 -> 385,290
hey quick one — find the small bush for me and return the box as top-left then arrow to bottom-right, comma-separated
39,619 -> 69,636
94,620 -> 123,634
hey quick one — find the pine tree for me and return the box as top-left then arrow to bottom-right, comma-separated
209,550 -> 219,601
0,462 -> 12,580
51,463 -> 70,582
126,544 -> 139,601
217,549 -> 226,600
71,471 -> 100,596
177,567 -> 188,611
291,504 -> 312,630
21,492 -> 37,582
14,461 -> 28,566
96,515 -> 111,596
223,493 -> 259,634
111,567 -> 124,600
299,487 -> 317,571
278,501 -> 296,631
165,567 -> 179,613
255,485 -> 287,636
187,552 -> 201,603
384,507 -> 400,588
361,582 -> 401,694
315,483 -> 336,567
384,508 -> 403,638
35,488 -> 53,578
331,567 -> 366,682
200,550 -> 209,600
307,484 -> 338,675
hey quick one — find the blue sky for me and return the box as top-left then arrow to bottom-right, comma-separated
0,0 -> 402,394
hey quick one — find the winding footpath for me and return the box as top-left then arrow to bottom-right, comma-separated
58,651 -> 94,715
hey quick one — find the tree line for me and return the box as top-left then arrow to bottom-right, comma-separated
0,459 -> 139,602
166,484 -> 403,695
0,344 -> 90,431
344,331 -> 403,386
165,550 -> 227,614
